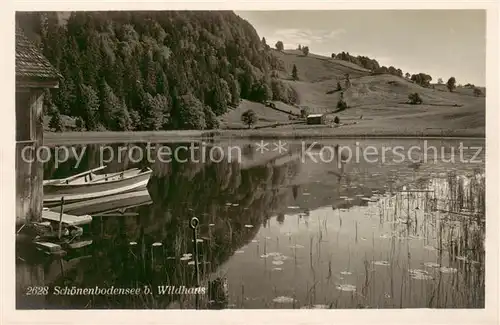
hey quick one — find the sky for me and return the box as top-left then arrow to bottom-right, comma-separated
236,10 -> 486,86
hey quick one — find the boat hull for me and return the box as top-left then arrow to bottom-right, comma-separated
49,189 -> 152,216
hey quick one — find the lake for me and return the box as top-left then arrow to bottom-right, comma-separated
16,138 -> 486,309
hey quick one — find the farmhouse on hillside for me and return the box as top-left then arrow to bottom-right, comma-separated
306,113 -> 326,125
16,28 -> 60,224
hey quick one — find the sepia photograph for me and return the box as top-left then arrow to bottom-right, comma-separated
7,5 -> 497,319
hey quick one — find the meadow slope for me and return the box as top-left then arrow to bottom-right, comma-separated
221,49 -> 485,137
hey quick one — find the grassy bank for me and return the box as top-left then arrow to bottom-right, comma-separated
44,130 -> 211,145
217,127 -> 485,140
43,126 -> 485,145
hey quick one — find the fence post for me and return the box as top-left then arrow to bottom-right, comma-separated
190,217 -> 200,309
58,196 -> 65,239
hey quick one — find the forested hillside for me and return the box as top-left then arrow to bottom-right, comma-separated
16,11 -> 297,131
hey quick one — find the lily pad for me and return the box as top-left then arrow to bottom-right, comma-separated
439,266 -> 458,274
336,284 -> 356,292
311,304 -> 329,309
273,296 -> 296,304
409,269 -> 433,280
423,262 -> 441,268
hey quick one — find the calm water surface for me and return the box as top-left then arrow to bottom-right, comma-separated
16,139 -> 485,309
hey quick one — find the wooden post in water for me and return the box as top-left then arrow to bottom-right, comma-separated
128,241 -> 139,288
190,217 -> 200,309
58,197 -> 65,239
151,242 -> 163,270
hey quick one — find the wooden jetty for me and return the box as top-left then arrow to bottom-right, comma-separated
67,240 -> 93,250
41,209 -> 92,226
34,241 -> 62,253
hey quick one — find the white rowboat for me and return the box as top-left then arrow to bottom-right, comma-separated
43,167 -> 152,204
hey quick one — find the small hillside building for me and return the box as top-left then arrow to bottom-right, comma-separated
306,114 -> 326,125
16,28 -> 60,225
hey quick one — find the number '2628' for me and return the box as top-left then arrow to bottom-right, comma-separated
26,286 -> 49,295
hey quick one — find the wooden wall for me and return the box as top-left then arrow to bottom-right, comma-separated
16,88 -> 44,225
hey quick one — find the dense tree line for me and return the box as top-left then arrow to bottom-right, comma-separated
17,11 -> 297,131
331,51 -> 381,72
331,51 -> 438,82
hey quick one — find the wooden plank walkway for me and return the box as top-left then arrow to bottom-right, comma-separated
42,210 -> 92,226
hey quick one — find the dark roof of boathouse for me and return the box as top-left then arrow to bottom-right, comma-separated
15,28 -> 61,81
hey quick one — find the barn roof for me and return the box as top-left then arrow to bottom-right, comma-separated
16,28 -> 60,83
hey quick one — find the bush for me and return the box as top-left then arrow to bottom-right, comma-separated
75,117 -> 84,130
302,46 -> 309,56
300,107 -> 309,118
446,77 -> 456,92
270,78 -> 299,104
241,109 -> 258,128
336,99 -> 348,110
411,73 -> 432,87
49,108 -> 64,132
408,92 -> 423,105
292,64 -> 298,80
473,88 -> 483,97
275,41 -> 284,51
333,116 -> 340,124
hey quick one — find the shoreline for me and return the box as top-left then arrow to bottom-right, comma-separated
43,128 -> 486,145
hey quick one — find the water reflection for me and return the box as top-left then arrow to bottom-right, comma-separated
17,139 -> 485,309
